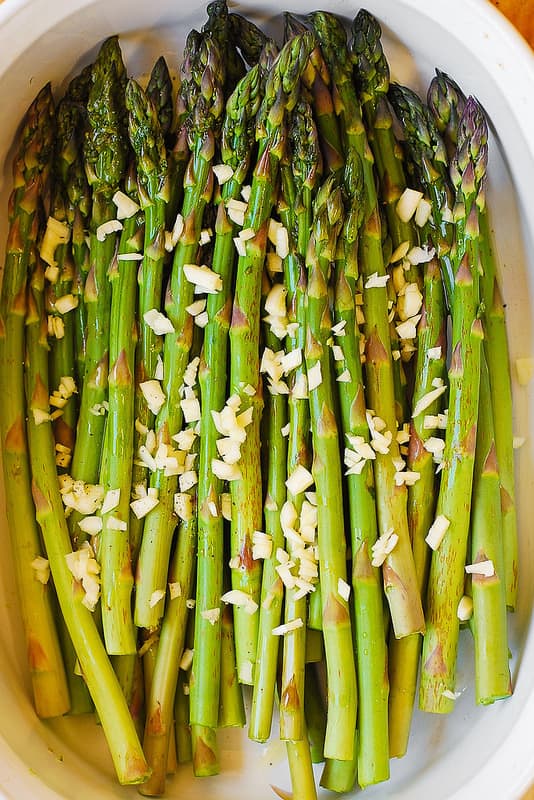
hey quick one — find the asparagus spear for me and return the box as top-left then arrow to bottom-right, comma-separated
285,14 -> 344,178
305,176 -> 357,762
427,70 -> 518,609
146,56 -> 174,142
279,98 -> 320,746
57,65 -> 92,393
0,84 -> 70,719
134,32 -> 224,631
190,63 -> 261,739
227,31 -> 314,684
333,147 -> 389,786
203,0 -> 246,96
47,98 -> 81,459
25,245 -> 148,784
141,429 -> 199,795
68,38 -> 128,539
420,97 -> 487,713
228,10 -> 274,68
127,73 -> 169,559
311,11 -> 424,638
98,157 -> 143,655
470,356 -> 511,704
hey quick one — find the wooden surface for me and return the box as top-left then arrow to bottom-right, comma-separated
489,0 -> 534,47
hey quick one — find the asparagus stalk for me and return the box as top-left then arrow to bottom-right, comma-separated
420,97 -> 487,713
203,0 -> 246,96
68,38 -> 128,542
127,73 -> 169,559
312,11 -> 424,638
228,10 -> 274,68
471,356 -> 511,704
227,32 -> 314,684
278,98 -> 321,745
146,56 -> 174,142
98,157 -> 143,655
58,65 -> 92,393
25,246 -> 148,783
305,176 -> 357,762
427,70 -> 518,609
333,147 -> 389,786
0,84 -> 70,719
140,426 -> 199,795
285,14 -> 344,178
134,32 -> 224,631
190,62 -> 261,736
388,250 -> 447,756
47,98 -> 81,459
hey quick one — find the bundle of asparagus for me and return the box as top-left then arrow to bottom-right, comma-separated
0,3 -> 518,797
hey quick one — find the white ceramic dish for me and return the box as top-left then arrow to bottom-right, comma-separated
0,0 -> 533,798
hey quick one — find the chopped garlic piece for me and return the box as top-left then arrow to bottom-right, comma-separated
39,216 -> 70,267
397,283 -> 423,321
101,488 -> 120,515
406,245 -> 435,265
396,188 -> 424,223
336,369 -> 351,383
31,556 -> 50,584
201,607 -> 221,625
412,385 -> 447,419
457,595 -> 473,621
396,314 -> 421,340
465,560 -> 495,577
171,212 -> 185,246
117,251 -> 143,261
212,459 -> 242,482
179,470 -> 197,492
32,408 -> 51,425
425,514 -> 450,550
113,190 -> 140,219
390,240 -> 410,264
212,163 -> 234,184
180,648 -> 194,671
107,516 -> 127,531
174,492 -> 193,521
183,263 -> 223,294
55,294 -> 79,315
194,311 -> 209,328
307,362 -> 322,392
513,436 -> 526,449
44,264 -> 60,283
96,219 -> 123,242
371,528 -> 399,567
331,344 -> 344,362
272,618 -> 304,636
394,470 -> 420,486
264,283 -> 287,317
427,346 -> 442,360
227,198 -> 247,226
149,589 -> 166,608
415,196 -> 432,227
286,465 -> 314,497
168,581 -> 182,600
144,308 -> 174,335
331,319 -> 346,336
275,225 -> 289,258
140,380 -> 166,415
130,493 -> 159,519
186,298 -> 207,318
337,578 -> 350,602
78,516 -> 103,535
233,236 -> 246,257
221,589 -> 258,615
241,185 -> 251,202
364,272 -> 389,289
266,252 -> 283,274
180,396 -> 201,424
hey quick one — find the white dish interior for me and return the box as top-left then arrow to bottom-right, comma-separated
0,1 -> 533,798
